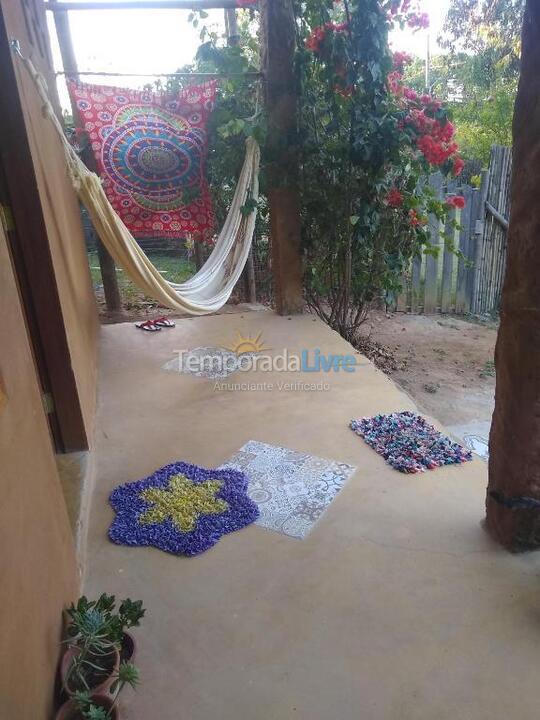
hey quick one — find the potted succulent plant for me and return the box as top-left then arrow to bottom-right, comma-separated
114,598 -> 145,664
56,692 -> 117,720
57,661 -> 139,720
61,594 -> 145,695
60,593 -> 145,695
61,596 -> 118,696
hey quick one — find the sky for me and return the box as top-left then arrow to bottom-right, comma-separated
47,1 -> 451,112
389,0 -> 450,56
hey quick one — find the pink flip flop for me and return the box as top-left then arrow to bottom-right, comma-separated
135,320 -> 161,332
152,316 -> 175,328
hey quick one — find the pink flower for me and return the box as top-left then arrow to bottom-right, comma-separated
387,70 -> 403,95
392,51 -> 412,70
404,87 -> 418,101
407,11 -> 430,29
305,20 -> 349,53
453,157 -> 465,177
390,0 -> 411,14
438,120 -> 455,142
446,195 -> 466,209
416,135 -> 455,166
386,187 -> 404,208
409,209 -> 425,227
305,26 -> 326,53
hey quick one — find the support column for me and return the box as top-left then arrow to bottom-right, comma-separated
224,7 -> 240,45
51,2 -> 122,312
194,238 -> 204,271
260,0 -> 304,315
486,0 -> 540,551
225,6 -> 257,303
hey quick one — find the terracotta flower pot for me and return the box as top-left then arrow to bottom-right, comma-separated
120,631 -> 137,664
55,693 -> 118,720
61,645 -> 120,697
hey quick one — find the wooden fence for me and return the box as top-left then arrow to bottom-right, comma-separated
395,145 -> 512,316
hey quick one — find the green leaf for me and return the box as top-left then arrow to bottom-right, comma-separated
86,707 -> 108,720
240,198 -> 258,216
118,661 -> 140,689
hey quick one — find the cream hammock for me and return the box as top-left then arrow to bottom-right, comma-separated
15,48 -> 260,316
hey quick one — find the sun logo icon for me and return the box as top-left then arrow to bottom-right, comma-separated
224,330 -> 270,355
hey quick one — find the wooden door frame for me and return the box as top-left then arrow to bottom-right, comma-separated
0,8 -> 88,452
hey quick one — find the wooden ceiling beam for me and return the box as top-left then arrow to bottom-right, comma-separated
45,1 -> 256,10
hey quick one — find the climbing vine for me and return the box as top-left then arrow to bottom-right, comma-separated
296,0 -> 464,339
166,11 -> 265,234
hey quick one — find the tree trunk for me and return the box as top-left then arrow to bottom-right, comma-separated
486,1 -> 540,551
260,0 -> 304,315
51,2 -> 122,312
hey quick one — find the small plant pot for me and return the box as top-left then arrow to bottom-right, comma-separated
55,693 -> 118,720
120,631 -> 137,664
61,645 -> 120,697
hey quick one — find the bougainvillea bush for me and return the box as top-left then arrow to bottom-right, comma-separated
296,0 -> 465,339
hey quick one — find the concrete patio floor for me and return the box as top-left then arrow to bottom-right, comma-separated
84,309 -> 540,720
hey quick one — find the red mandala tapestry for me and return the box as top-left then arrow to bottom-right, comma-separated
68,80 -> 217,240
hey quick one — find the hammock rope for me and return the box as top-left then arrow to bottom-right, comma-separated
13,44 -> 260,316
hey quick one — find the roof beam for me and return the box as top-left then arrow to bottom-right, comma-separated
45,1 -> 255,10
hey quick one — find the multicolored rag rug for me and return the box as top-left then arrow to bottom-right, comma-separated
222,441 -> 356,539
350,411 -> 473,473
68,80 -> 217,240
108,461 -> 259,556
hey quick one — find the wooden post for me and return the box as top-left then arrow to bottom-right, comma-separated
224,7 -> 240,46
486,0 -> 540,551
225,6 -> 257,303
50,2 -> 122,312
440,179 -> 456,313
464,187 -> 481,312
260,0 -> 303,315
455,185 -> 472,314
424,173 -> 442,313
194,239 -> 204,271
471,168 -> 490,314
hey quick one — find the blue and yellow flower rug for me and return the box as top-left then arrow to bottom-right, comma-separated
350,411 -> 473,473
108,462 -> 259,556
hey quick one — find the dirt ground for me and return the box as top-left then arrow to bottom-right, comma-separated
357,311 -> 498,427
94,286 -> 248,324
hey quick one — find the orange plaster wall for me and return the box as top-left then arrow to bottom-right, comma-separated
4,0 -> 99,441
0,223 -> 78,719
